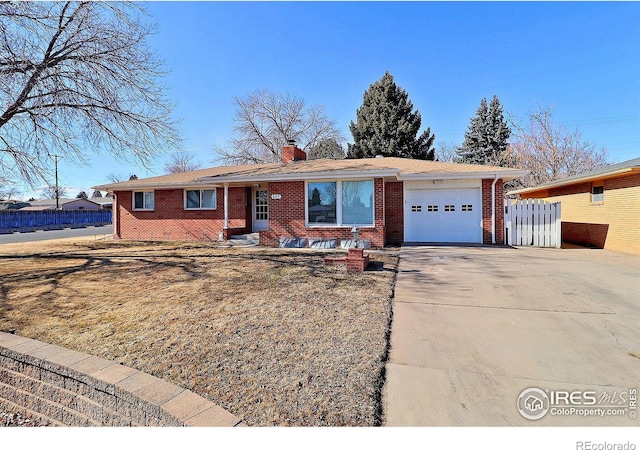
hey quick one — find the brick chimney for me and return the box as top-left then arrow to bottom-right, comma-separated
282,141 -> 306,164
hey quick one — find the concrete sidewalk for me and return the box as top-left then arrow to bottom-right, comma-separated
0,225 -> 112,244
382,245 -> 640,426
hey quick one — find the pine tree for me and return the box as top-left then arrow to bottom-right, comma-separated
307,138 -> 345,160
310,188 -> 321,206
487,95 -> 511,165
347,72 -> 435,160
457,95 -> 511,165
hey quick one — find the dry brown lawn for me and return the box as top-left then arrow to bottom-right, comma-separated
0,239 -> 398,426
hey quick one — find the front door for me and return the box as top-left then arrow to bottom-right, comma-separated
253,189 -> 268,231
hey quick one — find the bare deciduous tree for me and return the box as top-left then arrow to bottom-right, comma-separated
40,184 -> 67,200
0,185 -> 20,200
215,90 -> 344,165
164,151 -> 202,174
0,2 -> 180,186
435,141 -> 459,162
508,107 -> 608,189
106,173 -> 124,183
105,173 -> 138,183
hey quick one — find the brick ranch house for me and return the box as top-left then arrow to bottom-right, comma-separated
508,156 -> 640,255
93,145 -> 527,248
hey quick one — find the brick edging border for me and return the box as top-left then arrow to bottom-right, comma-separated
0,332 -> 243,427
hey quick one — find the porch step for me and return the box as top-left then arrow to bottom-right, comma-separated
228,233 -> 259,246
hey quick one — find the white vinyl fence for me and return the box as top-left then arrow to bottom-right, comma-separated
504,199 -> 562,248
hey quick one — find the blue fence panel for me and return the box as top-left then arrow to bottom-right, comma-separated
0,210 -> 112,233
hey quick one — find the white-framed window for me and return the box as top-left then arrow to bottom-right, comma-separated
591,185 -> 604,203
306,179 -> 374,226
133,191 -> 154,210
185,189 -> 217,210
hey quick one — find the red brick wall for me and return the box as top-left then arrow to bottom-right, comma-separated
260,178 -> 386,248
481,179 -> 504,245
548,182 -> 591,197
113,176 -> 507,247
494,180 -> 504,245
605,172 -> 640,191
114,187 -> 249,241
384,181 -> 404,245
562,222 -> 609,248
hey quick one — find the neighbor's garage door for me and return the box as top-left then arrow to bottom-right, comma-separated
404,187 -> 482,243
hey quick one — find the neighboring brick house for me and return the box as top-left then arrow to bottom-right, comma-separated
93,145 -> 526,248
508,157 -> 640,255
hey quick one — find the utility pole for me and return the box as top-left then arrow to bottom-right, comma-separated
50,154 -> 62,210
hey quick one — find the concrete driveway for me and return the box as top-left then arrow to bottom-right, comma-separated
383,245 -> 640,426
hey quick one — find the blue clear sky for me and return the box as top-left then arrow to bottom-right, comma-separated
20,1 -> 640,200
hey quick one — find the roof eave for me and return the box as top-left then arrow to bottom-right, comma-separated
93,181 -> 223,192
507,167 -> 637,196
197,169 -> 402,184
398,169 -> 528,181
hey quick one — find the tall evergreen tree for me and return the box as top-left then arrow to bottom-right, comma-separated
347,72 -> 435,160
457,95 -> 511,165
307,138 -> 345,160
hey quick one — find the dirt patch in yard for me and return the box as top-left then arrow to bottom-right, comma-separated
0,240 -> 398,426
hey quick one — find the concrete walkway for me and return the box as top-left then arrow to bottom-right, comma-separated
383,245 -> 640,426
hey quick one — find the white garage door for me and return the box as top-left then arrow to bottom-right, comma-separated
404,188 -> 482,243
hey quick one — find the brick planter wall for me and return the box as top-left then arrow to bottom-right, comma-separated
0,332 -> 243,427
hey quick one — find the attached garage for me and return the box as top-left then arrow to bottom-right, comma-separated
404,180 -> 483,243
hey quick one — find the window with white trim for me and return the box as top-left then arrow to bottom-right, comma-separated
307,180 -> 374,226
185,189 -> 217,209
591,185 -> 604,203
133,191 -> 154,210
342,180 -> 374,225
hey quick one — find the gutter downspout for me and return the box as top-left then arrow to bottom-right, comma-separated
113,193 -> 119,239
491,175 -> 498,245
223,183 -> 229,231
